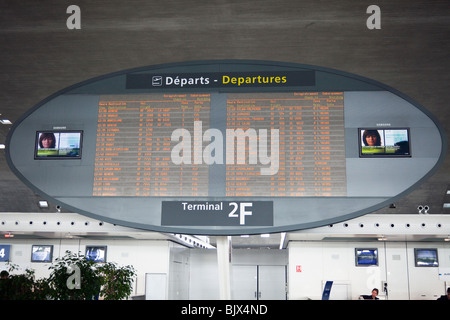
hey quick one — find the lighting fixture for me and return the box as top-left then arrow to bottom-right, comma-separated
170,233 -> 215,249
279,232 -> 286,250
38,200 -> 49,208
417,205 -> 430,213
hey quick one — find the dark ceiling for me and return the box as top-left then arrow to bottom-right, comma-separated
0,1 -> 449,220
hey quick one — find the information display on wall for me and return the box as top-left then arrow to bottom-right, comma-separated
93,91 -> 346,197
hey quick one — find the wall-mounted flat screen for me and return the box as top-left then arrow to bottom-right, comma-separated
355,248 -> 378,266
414,248 -> 438,267
359,128 -> 410,157
31,245 -> 53,262
35,131 -> 82,159
85,246 -> 107,263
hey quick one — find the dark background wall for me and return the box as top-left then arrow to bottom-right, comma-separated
0,0 -> 449,214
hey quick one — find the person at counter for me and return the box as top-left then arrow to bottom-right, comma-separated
437,287 -> 450,300
359,288 -> 379,300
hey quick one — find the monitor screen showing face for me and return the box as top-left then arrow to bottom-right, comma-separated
359,128 -> 410,157
35,131 -> 82,159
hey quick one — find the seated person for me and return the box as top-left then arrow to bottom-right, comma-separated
437,287 -> 450,301
359,288 -> 379,300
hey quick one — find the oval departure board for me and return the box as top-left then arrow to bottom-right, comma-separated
6,60 -> 446,235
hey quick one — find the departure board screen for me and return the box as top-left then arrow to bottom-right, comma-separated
93,93 -> 211,196
226,92 -> 346,196
93,92 -> 346,197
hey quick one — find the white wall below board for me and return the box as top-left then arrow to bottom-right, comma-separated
288,241 -> 450,300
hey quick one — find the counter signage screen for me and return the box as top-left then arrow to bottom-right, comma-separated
359,128 -> 411,157
85,246 -> 107,263
0,245 -> 11,262
31,245 -> 53,262
35,131 -> 83,159
414,248 -> 439,267
355,248 -> 378,266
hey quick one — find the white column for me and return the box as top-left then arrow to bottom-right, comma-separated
216,236 -> 231,300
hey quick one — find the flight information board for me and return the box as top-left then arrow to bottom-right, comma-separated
93,93 -> 211,196
93,92 -> 346,197
226,92 -> 346,196
10,59 -> 444,234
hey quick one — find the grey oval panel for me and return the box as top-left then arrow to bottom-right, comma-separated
6,60 -> 446,235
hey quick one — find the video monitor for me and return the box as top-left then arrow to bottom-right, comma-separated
35,131 -> 82,159
355,248 -> 378,266
414,248 -> 438,267
85,246 -> 107,263
31,245 -> 53,262
359,128 -> 411,157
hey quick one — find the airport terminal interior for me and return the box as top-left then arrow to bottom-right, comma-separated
0,1 -> 449,301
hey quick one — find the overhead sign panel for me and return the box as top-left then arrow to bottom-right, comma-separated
126,71 -> 315,89
6,60 -> 446,235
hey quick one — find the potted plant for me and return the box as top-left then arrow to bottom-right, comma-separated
1,263 -> 49,300
47,250 -> 136,300
97,262 -> 136,300
47,251 -> 103,300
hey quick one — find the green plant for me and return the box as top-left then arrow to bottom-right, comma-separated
1,263 -> 46,300
97,262 -> 136,300
47,251 -> 103,300
47,250 -> 136,300
33,277 -> 52,300
1,251 -> 137,300
10,269 -> 35,299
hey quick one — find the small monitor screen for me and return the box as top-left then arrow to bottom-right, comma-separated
414,248 -> 438,267
31,245 -> 53,262
35,131 -> 82,159
85,246 -> 107,263
359,128 -> 410,157
355,248 -> 378,266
